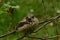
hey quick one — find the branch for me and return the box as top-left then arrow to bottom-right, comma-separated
27,35 -> 60,39
0,30 -> 15,38
34,14 -> 60,33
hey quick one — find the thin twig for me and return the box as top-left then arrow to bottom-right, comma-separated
41,0 -> 49,38
0,30 -> 16,38
7,7 -> 14,32
50,0 -> 58,40
27,35 -> 60,39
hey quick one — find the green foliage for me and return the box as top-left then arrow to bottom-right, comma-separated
0,0 -> 60,40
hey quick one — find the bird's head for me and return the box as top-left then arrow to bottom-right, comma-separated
26,13 -> 35,22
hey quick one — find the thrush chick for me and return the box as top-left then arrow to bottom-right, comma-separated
16,13 -> 39,34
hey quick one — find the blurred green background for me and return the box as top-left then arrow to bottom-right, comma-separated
0,0 -> 60,40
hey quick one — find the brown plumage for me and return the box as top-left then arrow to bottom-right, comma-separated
16,13 -> 39,32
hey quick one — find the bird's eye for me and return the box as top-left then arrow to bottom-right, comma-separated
32,16 -> 34,18
26,17 -> 28,19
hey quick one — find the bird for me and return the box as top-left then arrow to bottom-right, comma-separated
16,13 -> 39,32
16,13 -> 39,40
